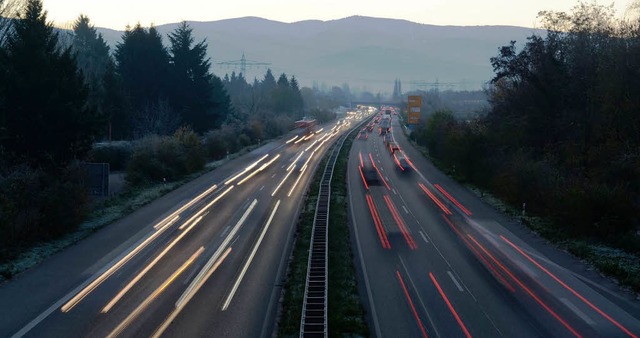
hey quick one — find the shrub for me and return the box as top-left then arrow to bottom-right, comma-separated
0,164 -> 90,261
126,135 -> 185,185
87,141 -> 133,171
126,130 -> 207,186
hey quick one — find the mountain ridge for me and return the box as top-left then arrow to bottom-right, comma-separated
96,16 -> 542,93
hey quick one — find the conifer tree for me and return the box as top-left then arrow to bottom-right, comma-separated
72,14 -> 111,136
168,22 -> 229,132
0,0 -> 101,168
115,24 -> 171,114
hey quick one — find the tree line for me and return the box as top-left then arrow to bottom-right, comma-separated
0,0 -> 326,265
412,2 -> 639,250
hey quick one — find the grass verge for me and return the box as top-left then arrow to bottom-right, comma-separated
279,132 -> 368,336
278,151 -> 326,336
327,135 -> 369,336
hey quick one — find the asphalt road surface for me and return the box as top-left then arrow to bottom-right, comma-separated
0,112 -> 369,338
347,110 -> 640,337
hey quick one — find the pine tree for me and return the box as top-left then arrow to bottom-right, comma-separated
72,14 -> 111,137
115,24 -> 171,114
168,21 -> 227,132
0,0 -> 102,168
102,59 -> 131,140
262,68 -> 276,92
290,76 -> 304,118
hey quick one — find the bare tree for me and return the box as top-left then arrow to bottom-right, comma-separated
0,0 -> 25,45
132,99 -> 182,138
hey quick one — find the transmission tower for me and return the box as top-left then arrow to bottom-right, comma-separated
409,79 -> 457,93
215,53 -> 271,75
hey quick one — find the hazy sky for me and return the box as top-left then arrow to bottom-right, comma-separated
42,0 -> 635,30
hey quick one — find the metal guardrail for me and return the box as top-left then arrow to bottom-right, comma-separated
299,116 -> 372,338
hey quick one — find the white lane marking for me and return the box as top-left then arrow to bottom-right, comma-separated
272,174 -> 276,178
259,185 -> 265,191
402,206 -> 409,214
561,298 -> 595,325
392,188 -> 397,195
419,231 -> 429,244
222,200 -> 281,311
447,271 -> 464,292
220,225 -> 231,238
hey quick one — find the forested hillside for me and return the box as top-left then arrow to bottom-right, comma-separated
411,3 -> 640,288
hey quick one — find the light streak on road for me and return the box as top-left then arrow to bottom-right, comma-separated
153,215 -> 179,230
152,247 -> 232,338
430,272 -> 472,338
225,154 -> 269,185
359,166 -> 369,190
179,185 -> 234,230
301,150 -> 315,171
434,184 -> 472,216
315,128 -> 323,133
500,235 -> 638,338
369,153 -> 390,190
106,247 -> 204,338
286,135 -> 299,144
61,209 -> 180,313
237,154 -> 281,185
396,271 -> 429,338
288,164 -> 307,197
305,139 -> 319,152
287,151 -> 305,172
222,200 -> 281,311
273,165 -> 296,196
467,234 -> 582,337
418,183 -> 452,215
101,215 -> 204,313
365,194 -> 390,249
383,195 -> 417,250
152,183 -> 218,229
176,199 -> 257,309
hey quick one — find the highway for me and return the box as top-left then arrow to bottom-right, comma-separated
347,109 -> 640,337
0,112 -> 369,338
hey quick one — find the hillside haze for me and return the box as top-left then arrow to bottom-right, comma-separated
97,16 -> 541,93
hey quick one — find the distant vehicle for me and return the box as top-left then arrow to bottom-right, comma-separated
360,163 -> 379,186
357,130 -> 368,140
379,116 -> 391,133
394,153 -> 410,171
388,141 -> 400,154
385,109 -> 392,115
383,133 -> 393,145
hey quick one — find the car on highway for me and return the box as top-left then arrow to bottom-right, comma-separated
393,153 -> 410,171
357,130 -> 368,140
383,133 -> 393,145
359,162 -> 379,186
388,141 -> 400,154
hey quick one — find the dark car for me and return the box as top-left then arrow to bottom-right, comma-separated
360,162 -> 379,186
394,153 -> 410,171
388,141 -> 400,154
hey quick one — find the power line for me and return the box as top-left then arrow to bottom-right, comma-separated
214,53 -> 271,75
